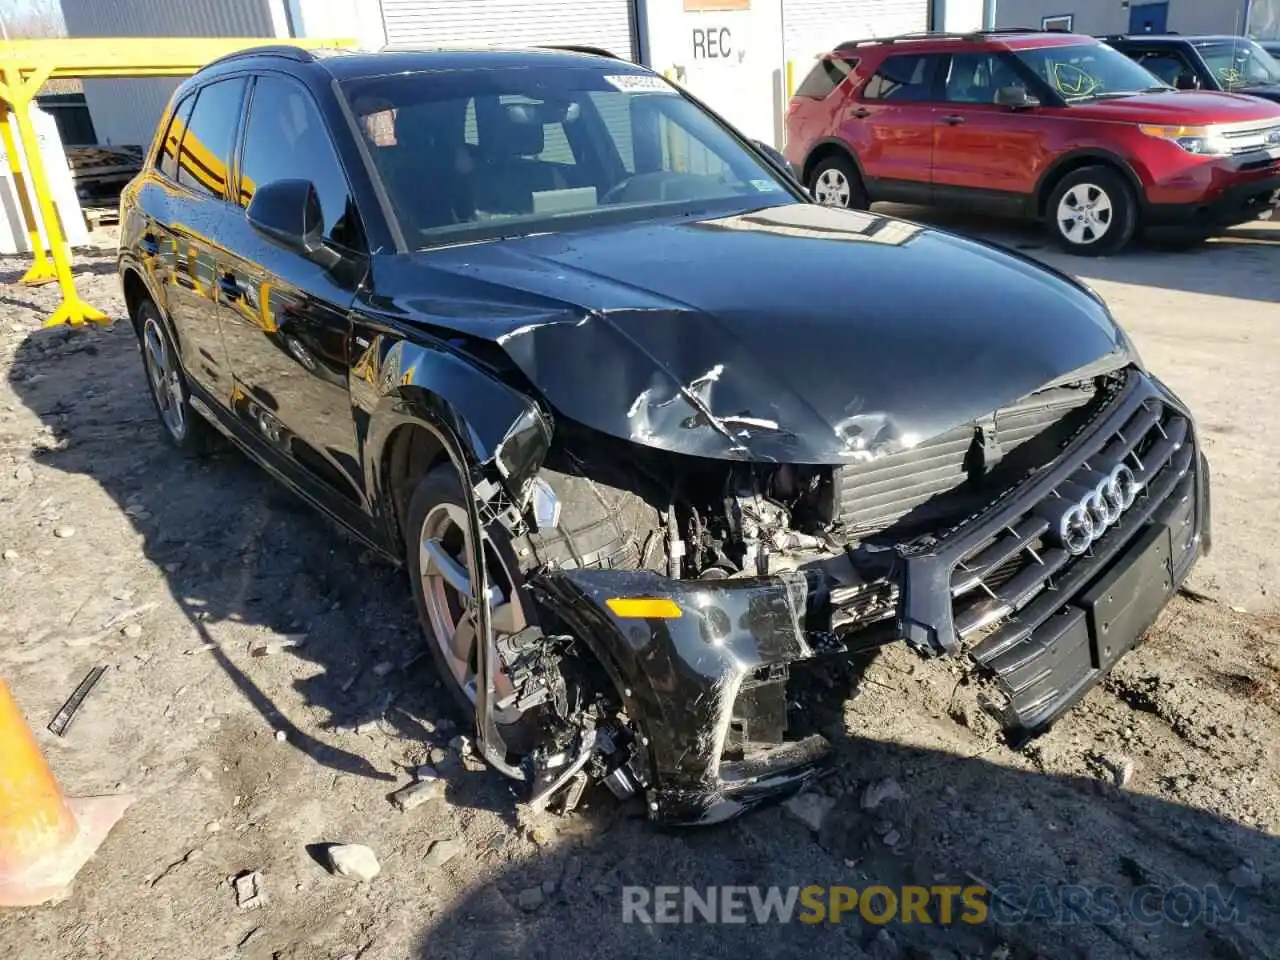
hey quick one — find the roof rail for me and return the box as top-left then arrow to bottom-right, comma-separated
203,44 -> 318,70
540,44 -> 621,59
835,26 -> 1069,51
835,31 -> 969,50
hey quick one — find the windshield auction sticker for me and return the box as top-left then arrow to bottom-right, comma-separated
604,74 -> 678,94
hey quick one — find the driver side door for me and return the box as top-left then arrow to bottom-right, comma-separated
932,51 -> 1054,212
214,72 -> 372,520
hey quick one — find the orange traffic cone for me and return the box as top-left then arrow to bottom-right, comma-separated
0,677 -> 131,906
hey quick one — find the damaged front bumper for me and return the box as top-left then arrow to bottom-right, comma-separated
531,372 -> 1209,826
536,569 -> 839,826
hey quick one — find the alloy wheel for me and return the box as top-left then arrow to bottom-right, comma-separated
418,501 -> 527,722
142,315 -> 187,441
813,167 -> 852,207
1056,183 -> 1114,246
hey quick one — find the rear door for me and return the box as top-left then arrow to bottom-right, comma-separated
215,72 -> 370,513
931,50 -> 1052,211
842,52 -> 941,200
161,77 -> 248,399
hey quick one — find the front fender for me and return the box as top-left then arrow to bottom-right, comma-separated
355,332 -> 551,781
358,335 -> 552,520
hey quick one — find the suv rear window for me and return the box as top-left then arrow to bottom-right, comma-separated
795,56 -> 859,98
862,54 -> 933,101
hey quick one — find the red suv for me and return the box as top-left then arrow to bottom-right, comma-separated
785,30 -> 1280,254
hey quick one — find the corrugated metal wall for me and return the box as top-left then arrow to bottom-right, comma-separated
59,0 -> 282,147
783,0 -> 929,71
380,0 -> 637,60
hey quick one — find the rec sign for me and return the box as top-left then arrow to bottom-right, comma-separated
691,27 -> 732,59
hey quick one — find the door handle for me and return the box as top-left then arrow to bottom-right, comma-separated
217,274 -> 242,301
941,114 -> 966,126
847,107 -> 871,119
139,234 -> 160,256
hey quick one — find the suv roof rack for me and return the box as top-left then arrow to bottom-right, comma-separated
540,44 -> 621,59
203,44 -> 318,70
834,27 -> 1068,51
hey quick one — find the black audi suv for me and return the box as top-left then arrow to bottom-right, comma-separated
118,44 -> 1210,825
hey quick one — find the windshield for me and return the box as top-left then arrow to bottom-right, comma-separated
1011,41 -> 1170,101
1195,39 -> 1280,88
340,67 -> 791,247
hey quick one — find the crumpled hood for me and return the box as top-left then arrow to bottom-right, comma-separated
376,203 -> 1132,463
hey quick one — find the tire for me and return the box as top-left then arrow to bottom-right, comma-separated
405,465 -> 541,744
404,461 -> 661,741
134,297 -> 215,456
1045,166 -> 1138,256
808,153 -> 869,210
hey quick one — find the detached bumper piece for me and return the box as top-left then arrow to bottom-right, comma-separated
899,372 -> 1208,739
536,569 -> 837,826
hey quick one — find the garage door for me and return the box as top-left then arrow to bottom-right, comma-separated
782,0 -> 929,73
380,0 -> 637,61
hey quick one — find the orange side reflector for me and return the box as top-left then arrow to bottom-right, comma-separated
605,597 -> 683,619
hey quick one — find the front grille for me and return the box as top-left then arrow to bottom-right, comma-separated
950,396 -> 1194,648
1223,122 -> 1280,156
833,380 -> 1105,536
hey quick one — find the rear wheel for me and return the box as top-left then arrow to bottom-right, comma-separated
135,298 -> 214,456
1045,166 -> 1137,256
808,153 -> 869,210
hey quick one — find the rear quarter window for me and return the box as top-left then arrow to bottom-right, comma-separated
795,57 -> 859,99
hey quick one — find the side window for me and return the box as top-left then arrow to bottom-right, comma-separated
239,75 -> 362,251
944,52 -> 1007,104
1136,51 -> 1192,87
157,94 -> 195,181
861,55 -> 934,102
795,56 -> 859,99
177,78 -> 246,199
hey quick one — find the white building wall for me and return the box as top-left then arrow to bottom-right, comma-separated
58,0 -> 285,147
641,0 -> 785,146
289,0 -> 386,50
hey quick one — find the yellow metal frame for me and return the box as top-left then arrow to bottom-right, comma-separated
0,37 -> 351,327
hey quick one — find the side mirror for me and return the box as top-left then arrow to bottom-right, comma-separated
245,178 -> 340,269
1176,72 -> 1200,90
994,86 -> 1039,109
752,139 -> 802,183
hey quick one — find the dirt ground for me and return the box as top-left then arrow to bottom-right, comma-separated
0,212 -> 1277,960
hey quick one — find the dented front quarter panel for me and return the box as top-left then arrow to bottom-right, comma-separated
535,568 -> 834,825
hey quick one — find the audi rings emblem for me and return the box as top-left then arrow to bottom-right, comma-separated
1055,465 -> 1140,555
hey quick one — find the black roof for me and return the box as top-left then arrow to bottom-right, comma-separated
203,44 -> 638,82
1102,33 -> 1261,46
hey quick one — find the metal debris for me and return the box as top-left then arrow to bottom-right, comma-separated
47,665 -> 107,737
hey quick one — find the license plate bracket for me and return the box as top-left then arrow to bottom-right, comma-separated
1079,523 -> 1173,671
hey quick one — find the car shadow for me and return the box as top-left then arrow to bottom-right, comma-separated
873,202 -> 1280,305
409,737 -> 1280,960
6,312 -> 525,807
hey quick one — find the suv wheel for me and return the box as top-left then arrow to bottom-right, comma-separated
809,154 -> 868,210
405,465 -> 540,744
1046,166 -> 1137,256
136,298 -> 214,456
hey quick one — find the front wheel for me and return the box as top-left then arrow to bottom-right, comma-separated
405,465 -> 539,742
808,154 -> 869,210
1045,166 -> 1138,256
